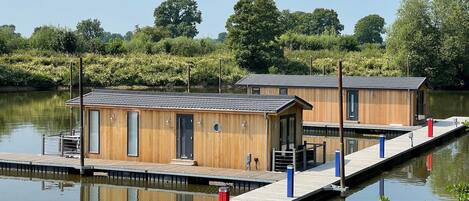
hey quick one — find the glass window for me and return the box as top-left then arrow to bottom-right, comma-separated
128,111 -> 139,156
127,188 -> 138,201
417,91 -> 424,115
89,110 -> 100,153
279,88 -> 288,95
251,87 -> 260,95
280,115 -> 296,151
346,138 -> 358,154
89,185 -> 99,201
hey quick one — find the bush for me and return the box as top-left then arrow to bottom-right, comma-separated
153,37 -> 216,56
279,33 -> 359,51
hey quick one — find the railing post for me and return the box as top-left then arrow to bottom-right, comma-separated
335,150 -> 340,177
287,165 -> 294,198
303,145 -> 307,170
42,134 -> 45,155
218,186 -> 230,201
272,148 -> 276,172
323,141 -> 327,164
292,148 -> 296,172
60,134 -> 64,157
379,135 -> 385,158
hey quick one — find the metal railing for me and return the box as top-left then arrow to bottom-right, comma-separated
41,130 -> 80,157
272,141 -> 326,172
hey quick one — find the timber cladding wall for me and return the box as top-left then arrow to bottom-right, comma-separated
259,86 -> 416,126
84,107 -> 269,170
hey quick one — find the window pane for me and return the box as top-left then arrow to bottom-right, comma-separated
252,87 -> 260,95
89,111 -> 99,153
128,188 -> 138,201
89,185 -> 99,201
288,116 -> 295,149
128,112 -> 138,156
280,118 -> 288,151
279,88 -> 288,95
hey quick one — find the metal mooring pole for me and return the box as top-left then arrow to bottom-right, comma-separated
69,62 -> 73,136
338,61 -> 346,191
79,58 -> 85,175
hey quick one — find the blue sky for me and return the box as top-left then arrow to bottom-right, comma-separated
1,0 -> 401,38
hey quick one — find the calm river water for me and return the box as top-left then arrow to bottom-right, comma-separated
0,89 -> 468,200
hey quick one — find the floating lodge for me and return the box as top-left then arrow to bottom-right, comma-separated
236,74 -> 428,127
66,89 -> 312,171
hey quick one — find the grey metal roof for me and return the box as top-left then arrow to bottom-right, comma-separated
236,74 -> 427,90
66,89 -> 312,113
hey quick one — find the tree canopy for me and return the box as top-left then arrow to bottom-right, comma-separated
387,0 -> 469,88
153,0 -> 202,38
226,0 -> 284,73
280,8 -> 344,35
354,14 -> 385,44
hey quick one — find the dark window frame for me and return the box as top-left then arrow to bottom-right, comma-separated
279,87 -> 288,95
88,110 -> 100,154
417,90 -> 425,115
251,87 -> 260,95
346,90 -> 359,121
127,111 -> 139,157
279,114 -> 296,151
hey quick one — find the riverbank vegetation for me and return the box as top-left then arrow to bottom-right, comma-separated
0,0 -> 468,89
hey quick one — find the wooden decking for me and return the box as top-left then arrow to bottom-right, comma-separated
0,153 -> 285,184
234,117 -> 468,201
303,121 -> 421,132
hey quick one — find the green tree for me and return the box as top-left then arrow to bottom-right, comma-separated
0,25 -> 28,53
105,38 -> 125,55
153,0 -> 202,38
354,14 -> 386,44
217,32 -> 227,43
30,26 -> 77,53
226,0 -> 284,73
280,9 -> 344,35
76,19 -> 105,53
387,0 -> 469,88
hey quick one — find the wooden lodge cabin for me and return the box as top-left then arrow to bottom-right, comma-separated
236,74 -> 428,126
66,89 -> 312,171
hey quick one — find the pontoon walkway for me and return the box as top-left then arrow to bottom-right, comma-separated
234,116 -> 468,201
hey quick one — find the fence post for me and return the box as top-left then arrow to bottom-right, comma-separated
42,134 -> 45,155
292,148 -> 296,172
272,148 -> 276,172
379,135 -> 385,158
287,165 -> 294,198
427,118 -> 433,137
218,186 -> 230,201
335,150 -> 340,177
323,141 -> 327,164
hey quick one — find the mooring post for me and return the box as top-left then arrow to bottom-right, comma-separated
272,148 -> 276,172
287,165 -> 294,198
426,153 -> 433,172
427,118 -> 433,138
79,57 -> 85,175
379,135 -> 385,158
303,141 -> 307,170
379,178 -> 384,198
335,150 -> 340,177
218,186 -> 230,201
323,141 -> 327,164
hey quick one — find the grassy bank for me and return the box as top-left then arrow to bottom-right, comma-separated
0,48 -> 400,89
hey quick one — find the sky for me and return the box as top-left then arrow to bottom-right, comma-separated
1,0 -> 401,38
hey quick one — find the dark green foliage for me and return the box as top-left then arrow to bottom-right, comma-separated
226,0 -> 284,73
153,0 -> 202,38
124,31 -> 133,41
105,38 -> 126,55
76,19 -> 105,53
281,9 -> 344,35
269,59 -> 309,75
101,32 -> 124,43
354,14 -> 385,44
153,37 -> 216,56
279,33 -> 358,51
387,0 -> 469,88
0,25 -> 28,54
0,65 -> 55,89
447,183 -> 469,201
30,26 -> 77,53
217,32 -> 227,43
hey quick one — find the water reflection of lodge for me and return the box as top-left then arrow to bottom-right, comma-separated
303,135 -> 379,161
81,184 -> 217,201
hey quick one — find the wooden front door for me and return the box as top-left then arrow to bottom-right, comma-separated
176,114 -> 194,159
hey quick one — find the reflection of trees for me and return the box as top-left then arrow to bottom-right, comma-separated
427,91 -> 469,118
0,91 -> 78,137
430,134 -> 469,198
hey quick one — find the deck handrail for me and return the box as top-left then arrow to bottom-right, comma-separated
272,141 -> 327,172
